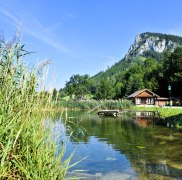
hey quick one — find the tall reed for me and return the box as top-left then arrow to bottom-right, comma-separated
56,99 -> 133,110
0,39 -> 71,179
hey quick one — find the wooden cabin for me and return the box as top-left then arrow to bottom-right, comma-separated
127,89 -> 170,106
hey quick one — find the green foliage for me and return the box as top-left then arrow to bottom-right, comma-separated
52,88 -> 58,100
0,39 -> 71,179
65,74 -> 91,99
140,32 -> 182,45
164,47 -> 182,97
142,50 -> 163,60
95,80 -> 115,99
91,56 -> 145,84
115,82 -> 124,99
116,58 -> 159,97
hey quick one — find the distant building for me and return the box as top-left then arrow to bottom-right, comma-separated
127,89 -> 170,106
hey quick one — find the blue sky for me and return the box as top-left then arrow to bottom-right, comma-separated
0,0 -> 182,89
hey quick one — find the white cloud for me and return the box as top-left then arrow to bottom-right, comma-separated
0,4 -> 71,54
22,15 -> 70,53
0,7 -> 20,27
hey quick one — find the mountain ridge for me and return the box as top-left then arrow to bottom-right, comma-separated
125,32 -> 182,61
92,32 -> 182,81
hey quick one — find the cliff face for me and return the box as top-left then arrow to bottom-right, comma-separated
92,32 -> 182,82
125,32 -> 182,60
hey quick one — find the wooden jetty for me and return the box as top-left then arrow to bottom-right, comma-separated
98,110 -> 120,116
97,110 -> 159,117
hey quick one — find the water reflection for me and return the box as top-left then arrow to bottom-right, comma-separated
51,111 -> 182,179
131,112 -> 158,128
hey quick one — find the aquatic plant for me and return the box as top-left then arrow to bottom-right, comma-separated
0,38 -> 72,179
55,99 -> 133,110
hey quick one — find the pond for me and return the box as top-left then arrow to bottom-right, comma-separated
51,110 -> 182,179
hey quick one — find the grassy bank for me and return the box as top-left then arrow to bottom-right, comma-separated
0,40 -> 71,178
132,106 -> 182,129
132,106 -> 182,118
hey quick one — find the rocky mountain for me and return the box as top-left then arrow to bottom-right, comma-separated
125,32 -> 182,61
92,32 -> 182,81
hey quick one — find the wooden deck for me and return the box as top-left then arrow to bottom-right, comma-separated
98,110 -> 120,116
97,110 -> 159,117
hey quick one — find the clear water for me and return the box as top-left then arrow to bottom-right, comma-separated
51,110 -> 182,179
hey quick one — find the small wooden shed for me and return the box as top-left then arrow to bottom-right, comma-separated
155,97 -> 170,106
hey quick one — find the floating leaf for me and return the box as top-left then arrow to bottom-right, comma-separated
159,141 -> 166,145
136,145 -> 146,149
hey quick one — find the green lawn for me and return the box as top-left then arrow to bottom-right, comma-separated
132,106 -> 182,118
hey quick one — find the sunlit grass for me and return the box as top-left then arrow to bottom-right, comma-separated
132,106 -> 182,129
0,39 -> 72,179
132,106 -> 182,118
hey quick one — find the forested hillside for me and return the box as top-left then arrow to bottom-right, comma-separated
59,32 -> 182,100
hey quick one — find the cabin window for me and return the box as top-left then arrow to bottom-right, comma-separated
151,98 -> 154,104
147,98 -> 150,104
136,98 -> 141,104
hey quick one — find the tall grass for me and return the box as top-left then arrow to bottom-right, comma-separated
56,99 -> 133,110
0,39 -> 71,179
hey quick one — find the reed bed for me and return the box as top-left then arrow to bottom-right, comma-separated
56,99 -> 133,110
0,40 -> 71,179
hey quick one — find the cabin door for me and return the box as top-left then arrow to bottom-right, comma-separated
141,98 -> 147,105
